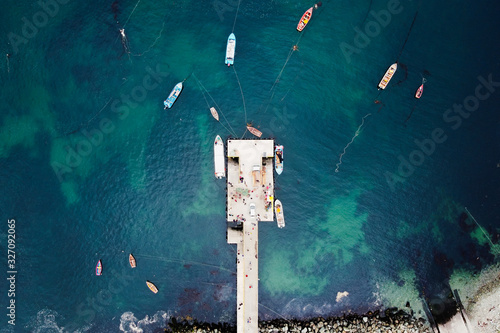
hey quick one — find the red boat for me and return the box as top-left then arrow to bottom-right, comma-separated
415,84 -> 424,98
297,7 -> 313,32
415,78 -> 426,99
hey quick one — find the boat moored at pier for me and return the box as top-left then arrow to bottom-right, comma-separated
214,135 -> 226,179
275,200 -> 285,228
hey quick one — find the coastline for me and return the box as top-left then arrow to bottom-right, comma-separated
449,262 -> 500,333
165,308 -> 432,332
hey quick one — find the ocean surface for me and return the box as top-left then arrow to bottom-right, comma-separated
1,0 -> 499,332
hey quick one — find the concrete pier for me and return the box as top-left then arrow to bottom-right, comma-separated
225,139 -> 275,333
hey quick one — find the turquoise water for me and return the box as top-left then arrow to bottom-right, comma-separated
1,0 -> 499,331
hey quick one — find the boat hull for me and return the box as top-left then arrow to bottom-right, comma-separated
275,145 -> 283,175
210,107 -> 219,121
146,281 -> 158,294
164,82 -> 183,109
129,254 -> 136,268
378,63 -> 398,90
275,200 -> 285,228
415,84 -> 424,99
96,260 -> 102,276
214,135 -> 225,179
225,33 -> 236,66
247,126 -> 262,138
297,7 -> 313,32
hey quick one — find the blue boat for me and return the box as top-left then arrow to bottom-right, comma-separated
225,33 -> 236,66
164,82 -> 183,109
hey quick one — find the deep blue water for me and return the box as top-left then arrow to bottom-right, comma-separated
1,0 -> 499,332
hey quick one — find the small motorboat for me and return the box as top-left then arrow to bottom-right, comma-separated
146,281 -> 159,294
275,200 -> 285,228
96,260 -> 102,276
129,254 -> 136,268
415,78 -> 426,99
297,7 -> 313,32
225,33 -> 236,66
247,126 -> 262,138
210,107 -> 219,121
214,135 -> 226,179
378,63 -> 398,90
275,145 -> 283,175
164,82 -> 183,109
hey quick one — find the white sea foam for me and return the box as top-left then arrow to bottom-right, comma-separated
119,311 -> 170,333
27,309 -> 65,333
27,309 -> 93,333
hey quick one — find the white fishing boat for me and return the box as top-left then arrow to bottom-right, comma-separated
378,63 -> 397,90
210,107 -> 219,121
214,135 -> 225,179
275,199 -> 285,228
225,33 -> 236,66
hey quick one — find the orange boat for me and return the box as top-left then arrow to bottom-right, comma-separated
247,126 -> 262,138
146,281 -> 158,294
129,254 -> 136,268
297,7 -> 313,32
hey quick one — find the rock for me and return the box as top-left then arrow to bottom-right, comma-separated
363,317 -> 368,323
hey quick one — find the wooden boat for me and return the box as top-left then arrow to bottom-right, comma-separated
164,82 -> 183,109
96,260 -> 102,276
247,126 -> 262,138
275,145 -> 283,175
415,78 -> 426,99
297,7 -> 313,32
210,107 -> 219,121
275,200 -> 285,228
129,254 -> 136,268
378,63 -> 398,90
214,135 -> 226,179
146,280 -> 159,294
225,33 -> 236,66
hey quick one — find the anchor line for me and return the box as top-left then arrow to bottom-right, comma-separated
335,113 -> 372,173
360,0 -> 374,27
465,207 -> 499,251
259,1 -> 329,115
261,35 -> 303,116
192,73 -> 238,137
122,0 -> 142,29
231,0 -> 241,33
404,104 -> 417,125
130,21 -> 166,57
232,65 -> 248,137
396,9 -> 419,62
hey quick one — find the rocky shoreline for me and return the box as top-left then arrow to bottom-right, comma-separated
165,308 -> 432,332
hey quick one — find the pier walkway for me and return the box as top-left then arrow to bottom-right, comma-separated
225,139 -> 275,333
